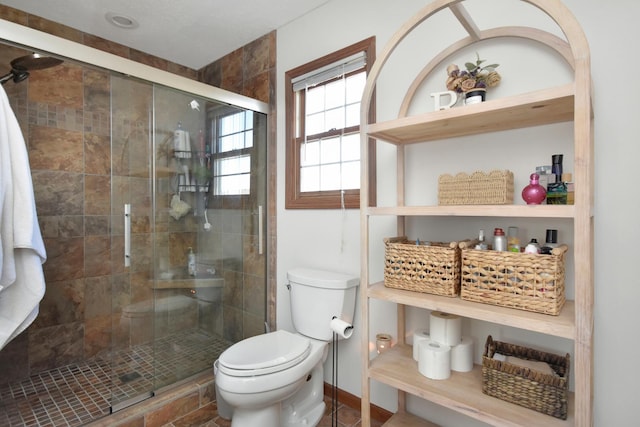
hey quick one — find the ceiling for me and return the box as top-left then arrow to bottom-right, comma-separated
0,0 -> 331,69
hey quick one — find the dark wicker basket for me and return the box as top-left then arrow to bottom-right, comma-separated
482,335 -> 570,420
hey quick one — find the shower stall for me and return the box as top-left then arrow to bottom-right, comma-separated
0,22 -> 268,426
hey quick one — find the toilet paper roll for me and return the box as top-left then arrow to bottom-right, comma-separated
330,317 -> 353,339
412,330 -> 431,361
429,311 -> 462,346
451,336 -> 474,372
418,338 -> 451,380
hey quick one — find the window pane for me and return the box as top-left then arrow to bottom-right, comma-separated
300,165 -> 320,192
341,133 -> 360,161
216,174 -> 250,195
320,137 -> 340,164
216,155 -> 250,175
306,111 -> 324,136
341,160 -> 360,190
325,79 -> 345,109
219,133 -> 244,152
346,72 -> 366,104
300,140 -> 320,166
320,164 -> 341,191
345,103 -> 360,128
306,86 -> 325,114
244,130 -> 254,148
244,111 -> 254,129
324,107 -> 344,131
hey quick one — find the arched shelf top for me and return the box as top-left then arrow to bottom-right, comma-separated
360,0 -> 592,122
398,25 -> 574,117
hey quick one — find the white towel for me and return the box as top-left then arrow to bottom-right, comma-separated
0,84 -> 47,350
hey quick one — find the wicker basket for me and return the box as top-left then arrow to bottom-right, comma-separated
460,244 -> 567,315
438,170 -> 514,205
482,335 -> 570,419
383,236 -> 464,297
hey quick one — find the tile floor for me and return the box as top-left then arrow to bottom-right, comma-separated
0,331 -> 230,427
0,330 -> 381,427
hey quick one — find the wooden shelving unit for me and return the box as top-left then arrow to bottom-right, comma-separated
359,1 -> 593,426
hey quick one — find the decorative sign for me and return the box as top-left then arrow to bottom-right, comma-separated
430,90 -> 458,110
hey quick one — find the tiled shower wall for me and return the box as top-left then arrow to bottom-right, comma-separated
0,3 -> 274,385
0,56 -> 117,383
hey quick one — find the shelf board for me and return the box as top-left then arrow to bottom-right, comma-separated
368,282 -> 575,339
370,345 -> 574,427
383,412 -> 439,427
367,204 -> 575,219
366,84 -> 575,144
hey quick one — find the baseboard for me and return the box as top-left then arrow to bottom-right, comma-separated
323,382 -> 392,423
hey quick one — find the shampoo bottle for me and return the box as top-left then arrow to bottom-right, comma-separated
187,247 -> 196,276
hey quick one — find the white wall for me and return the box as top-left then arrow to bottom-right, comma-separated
277,0 -> 640,425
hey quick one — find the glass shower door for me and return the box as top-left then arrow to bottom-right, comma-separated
110,75 -> 156,410
109,74 -> 268,410
150,84 -> 268,390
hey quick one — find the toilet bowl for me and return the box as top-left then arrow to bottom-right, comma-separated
214,268 -> 359,427
216,330 -> 328,427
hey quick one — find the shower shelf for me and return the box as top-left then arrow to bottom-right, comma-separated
153,276 -> 223,290
128,167 -> 175,178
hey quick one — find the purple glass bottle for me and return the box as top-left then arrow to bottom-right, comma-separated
522,173 -> 547,205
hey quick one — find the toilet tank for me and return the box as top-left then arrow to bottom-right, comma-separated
287,268 -> 359,341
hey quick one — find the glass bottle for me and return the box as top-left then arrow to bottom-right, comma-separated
522,173 -> 547,205
507,226 -> 520,252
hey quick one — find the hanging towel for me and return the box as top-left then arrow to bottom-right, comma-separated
0,84 -> 47,350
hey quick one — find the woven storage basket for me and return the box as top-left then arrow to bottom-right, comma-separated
460,244 -> 567,315
383,236 -> 463,297
482,335 -> 570,419
438,170 -> 514,205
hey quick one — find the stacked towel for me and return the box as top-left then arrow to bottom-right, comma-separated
0,84 -> 47,350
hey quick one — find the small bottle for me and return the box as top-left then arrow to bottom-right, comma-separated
551,154 -> 564,182
493,228 -> 507,251
507,226 -> 520,252
187,247 -> 196,276
524,238 -> 541,254
522,173 -> 547,205
475,229 -> 488,250
562,173 -> 574,205
541,229 -> 558,254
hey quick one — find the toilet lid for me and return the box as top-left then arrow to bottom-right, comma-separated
218,330 -> 311,377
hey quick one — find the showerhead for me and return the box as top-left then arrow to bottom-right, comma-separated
11,53 -> 63,71
1,53 -> 63,85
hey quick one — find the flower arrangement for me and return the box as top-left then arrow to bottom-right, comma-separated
445,53 -> 501,93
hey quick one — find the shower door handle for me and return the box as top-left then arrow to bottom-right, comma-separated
258,205 -> 263,255
124,204 -> 131,267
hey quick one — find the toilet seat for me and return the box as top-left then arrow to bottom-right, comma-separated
218,330 -> 311,377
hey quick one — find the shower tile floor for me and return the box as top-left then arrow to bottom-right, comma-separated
0,331 -> 231,427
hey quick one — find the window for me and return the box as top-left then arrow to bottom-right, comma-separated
205,106 -> 263,209
285,37 -> 376,209
213,109 -> 254,196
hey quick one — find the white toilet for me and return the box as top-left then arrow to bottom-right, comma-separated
214,268 -> 359,427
